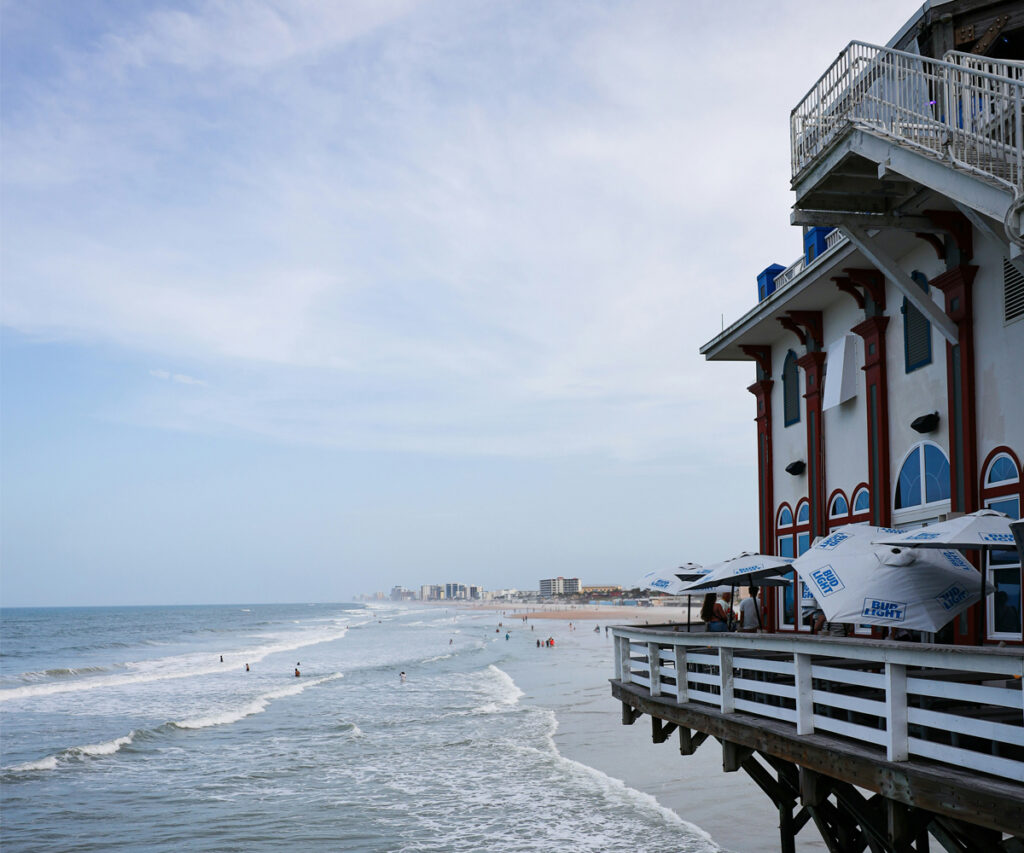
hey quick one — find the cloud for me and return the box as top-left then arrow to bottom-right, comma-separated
1,0 -> 913,461
149,368 -> 207,387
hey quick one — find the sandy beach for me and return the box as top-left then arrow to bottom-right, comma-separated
433,600 -> 702,624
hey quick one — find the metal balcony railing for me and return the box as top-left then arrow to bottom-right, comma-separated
613,627 -> 1024,784
791,41 -> 1024,196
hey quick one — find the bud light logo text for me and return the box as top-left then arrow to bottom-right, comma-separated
862,598 -> 906,621
936,584 -> 968,611
942,551 -> 972,570
817,532 -> 849,551
908,531 -> 940,540
810,566 -> 845,596
980,532 -> 1015,544
651,579 -> 670,589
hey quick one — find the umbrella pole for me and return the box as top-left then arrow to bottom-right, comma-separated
730,583 -> 735,631
979,565 -> 987,646
687,596 -> 691,633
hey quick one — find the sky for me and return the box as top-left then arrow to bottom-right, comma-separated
1,0 -> 918,606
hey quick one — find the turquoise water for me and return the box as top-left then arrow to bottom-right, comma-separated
0,604 -> 719,851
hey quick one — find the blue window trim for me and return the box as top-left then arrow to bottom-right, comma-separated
783,351 -> 801,427
853,488 -> 870,513
829,494 -> 849,518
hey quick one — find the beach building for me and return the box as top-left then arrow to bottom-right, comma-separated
539,576 -> 582,597
612,2 -> 1024,850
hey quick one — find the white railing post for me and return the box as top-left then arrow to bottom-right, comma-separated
648,642 -> 662,697
719,647 -> 734,714
885,662 -> 909,762
617,636 -> 632,685
794,653 -> 814,735
673,644 -> 688,704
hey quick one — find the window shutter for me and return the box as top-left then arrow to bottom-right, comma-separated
1005,258 -> 1024,324
904,273 -> 932,372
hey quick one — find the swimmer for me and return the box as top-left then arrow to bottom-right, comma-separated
400,671 -> 406,682
295,668 -> 300,677
220,655 -> 223,662
245,663 -> 250,672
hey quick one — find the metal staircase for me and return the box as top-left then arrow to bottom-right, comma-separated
790,41 -> 1024,249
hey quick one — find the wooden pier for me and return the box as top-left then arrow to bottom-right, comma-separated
611,626 -> 1024,852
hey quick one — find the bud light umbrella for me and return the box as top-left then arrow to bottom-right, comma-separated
871,510 -> 1017,551
638,566 -> 701,596
678,552 -> 795,592
792,526 -> 980,632
872,510 -> 1017,643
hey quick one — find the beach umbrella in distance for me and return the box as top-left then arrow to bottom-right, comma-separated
792,525 -> 980,632
678,552 -> 795,592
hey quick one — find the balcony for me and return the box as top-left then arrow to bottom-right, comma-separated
610,626 -> 1024,840
789,42 -> 1024,247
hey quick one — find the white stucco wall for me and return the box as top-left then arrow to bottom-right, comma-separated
885,242 -> 951,505
821,296 -> 868,504
972,231 -> 1024,472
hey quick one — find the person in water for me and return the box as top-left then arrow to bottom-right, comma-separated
245,663 -> 250,672
400,671 -> 406,682
295,667 -> 300,677
220,655 -> 223,663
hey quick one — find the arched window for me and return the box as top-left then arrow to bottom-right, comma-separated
776,504 -> 794,558
894,442 -> 950,513
794,500 -> 811,556
903,271 -> 932,373
850,485 -> 871,523
783,351 -> 800,427
776,499 -> 813,632
828,490 -> 849,529
980,448 -> 1023,640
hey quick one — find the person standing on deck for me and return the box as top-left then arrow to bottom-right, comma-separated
739,586 -> 761,632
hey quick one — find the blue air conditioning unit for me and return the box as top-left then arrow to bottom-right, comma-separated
804,227 -> 835,265
757,264 -> 786,302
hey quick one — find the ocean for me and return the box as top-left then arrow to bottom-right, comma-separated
0,604 -> 819,852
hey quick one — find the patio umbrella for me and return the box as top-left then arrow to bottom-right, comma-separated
792,525 -> 980,632
678,552 -> 795,592
872,510 -> 1017,551
873,510 -> 1018,643
638,569 -> 691,596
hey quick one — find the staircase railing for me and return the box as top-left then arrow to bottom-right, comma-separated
791,41 -> 1024,197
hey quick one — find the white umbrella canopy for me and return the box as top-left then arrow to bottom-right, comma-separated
639,566 -> 701,596
679,552 -> 795,592
792,525 -> 980,632
872,509 -> 1018,552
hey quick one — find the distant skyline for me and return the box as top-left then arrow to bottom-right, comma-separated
1,1 -> 916,606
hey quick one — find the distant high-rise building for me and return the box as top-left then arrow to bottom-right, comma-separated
539,577 -> 582,597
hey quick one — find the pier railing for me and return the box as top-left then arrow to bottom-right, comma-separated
613,627 -> 1024,784
791,41 -> 1024,194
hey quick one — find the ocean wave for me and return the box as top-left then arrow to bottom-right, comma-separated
5,731 -> 138,773
172,672 -> 343,730
0,627 -> 349,703
419,653 -> 452,663
17,665 -> 109,681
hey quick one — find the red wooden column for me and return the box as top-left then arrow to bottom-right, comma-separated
742,345 -> 774,555
851,315 -> 892,527
931,264 -> 980,514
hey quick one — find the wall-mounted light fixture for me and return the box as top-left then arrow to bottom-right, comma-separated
785,460 -> 806,476
911,412 -> 940,433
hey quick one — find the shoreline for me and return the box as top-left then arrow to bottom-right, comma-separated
424,599 -> 702,624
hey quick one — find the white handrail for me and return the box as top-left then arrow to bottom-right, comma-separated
791,41 -> 1024,196
613,626 -> 1024,783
